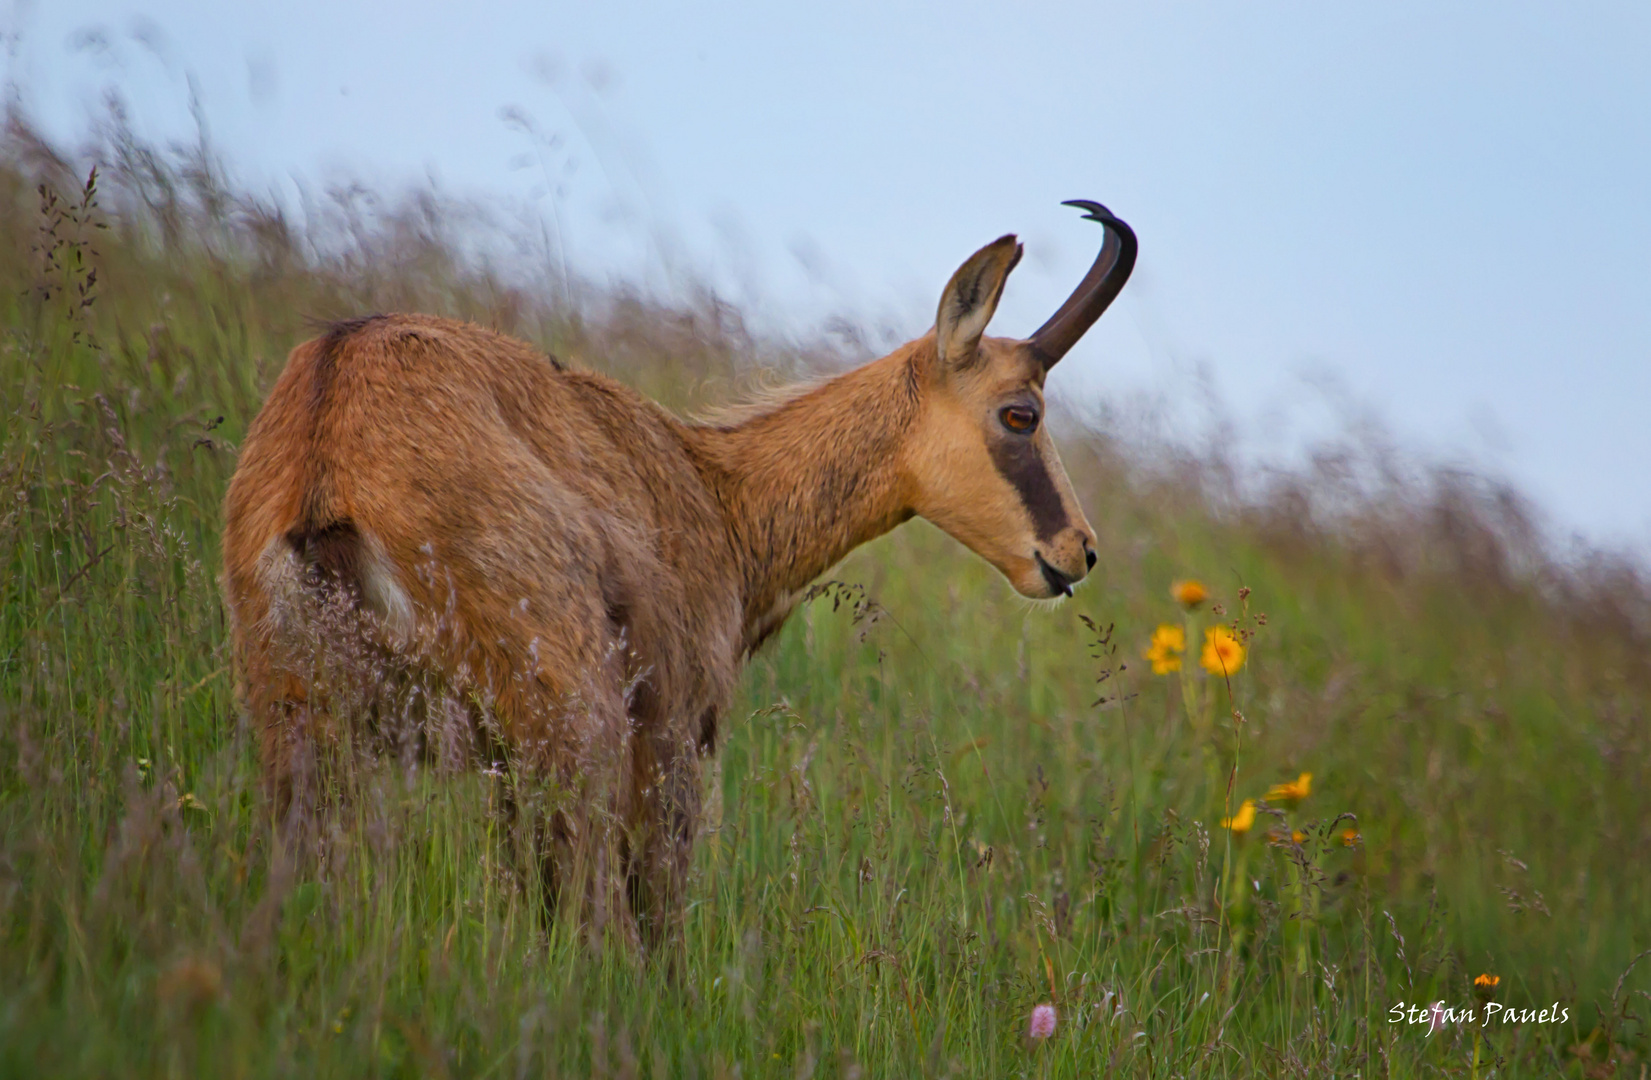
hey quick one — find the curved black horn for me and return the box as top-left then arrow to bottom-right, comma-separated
1028,200 -> 1138,370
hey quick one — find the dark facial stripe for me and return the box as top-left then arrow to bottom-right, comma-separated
988,436 -> 1069,542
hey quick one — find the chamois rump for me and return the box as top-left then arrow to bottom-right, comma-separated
221,200 -> 1137,942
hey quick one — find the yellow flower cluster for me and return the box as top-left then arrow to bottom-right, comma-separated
1171,579 -> 1209,609
1201,625 -> 1246,676
1221,799 -> 1257,834
1223,772 -> 1316,837
1145,624 -> 1185,674
1265,772 -> 1312,804
1142,579 -> 1248,677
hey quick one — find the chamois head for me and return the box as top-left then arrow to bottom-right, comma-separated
903,201 -> 1137,600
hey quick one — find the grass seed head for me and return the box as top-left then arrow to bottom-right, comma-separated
1027,1003 -> 1056,1040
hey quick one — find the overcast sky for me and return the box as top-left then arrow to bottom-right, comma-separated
13,1 -> 1651,551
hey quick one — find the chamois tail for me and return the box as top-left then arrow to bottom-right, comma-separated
251,315 -> 414,647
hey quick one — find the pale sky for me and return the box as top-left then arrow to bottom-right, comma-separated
13,1 -> 1651,551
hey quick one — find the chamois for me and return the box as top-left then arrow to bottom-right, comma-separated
221,200 -> 1137,942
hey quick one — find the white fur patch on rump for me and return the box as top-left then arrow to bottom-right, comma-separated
358,532 -> 415,644
253,529 -> 415,647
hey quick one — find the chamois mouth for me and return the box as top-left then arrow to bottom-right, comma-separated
1035,552 -> 1074,598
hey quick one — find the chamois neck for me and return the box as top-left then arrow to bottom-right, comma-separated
692,349 -> 921,645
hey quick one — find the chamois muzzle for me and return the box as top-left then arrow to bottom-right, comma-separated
1028,200 -> 1139,371
1035,551 -> 1076,598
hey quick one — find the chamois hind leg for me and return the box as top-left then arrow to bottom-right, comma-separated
622,723 -> 704,951
233,531 -> 409,834
479,618 -> 641,948
242,638 -> 364,838
531,689 -> 639,948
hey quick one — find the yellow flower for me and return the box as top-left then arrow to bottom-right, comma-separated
1221,799 -> 1256,834
1473,973 -> 1500,1003
1144,624 -> 1186,674
1340,828 -> 1361,847
1265,772 -> 1312,804
1292,830 -> 1307,844
1171,579 -> 1209,609
1200,625 -> 1246,676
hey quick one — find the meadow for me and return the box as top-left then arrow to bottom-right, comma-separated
3,116 -> 1649,1077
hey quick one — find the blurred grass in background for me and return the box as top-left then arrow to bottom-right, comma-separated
2,110 -> 1649,1078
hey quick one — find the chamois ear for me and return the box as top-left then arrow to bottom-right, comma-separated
936,234 -> 1022,371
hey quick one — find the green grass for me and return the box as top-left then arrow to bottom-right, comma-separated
2,132 -> 1649,1078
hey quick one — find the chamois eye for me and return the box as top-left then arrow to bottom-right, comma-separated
1000,405 -> 1039,434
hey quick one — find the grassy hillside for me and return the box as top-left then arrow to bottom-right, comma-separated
3,119 -> 1649,1077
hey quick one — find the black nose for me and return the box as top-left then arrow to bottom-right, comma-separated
1085,546 -> 1097,571
1035,552 -> 1074,597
